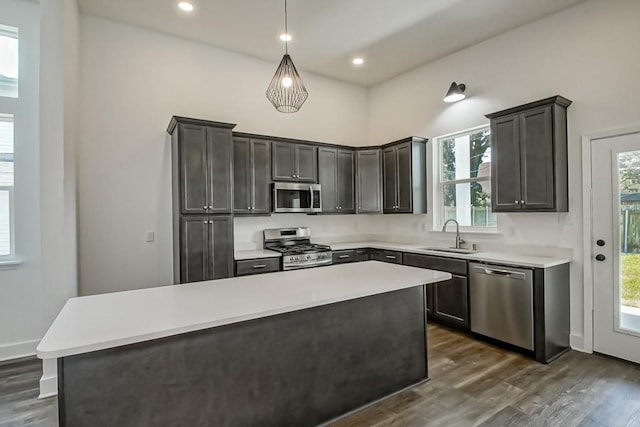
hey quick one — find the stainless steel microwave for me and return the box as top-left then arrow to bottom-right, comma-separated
272,183 -> 322,213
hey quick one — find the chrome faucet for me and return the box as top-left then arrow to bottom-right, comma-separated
442,219 -> 465,249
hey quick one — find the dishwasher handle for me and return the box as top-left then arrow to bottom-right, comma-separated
472,265 -> 527,281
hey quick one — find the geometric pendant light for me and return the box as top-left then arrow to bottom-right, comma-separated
266,0 -> 308,113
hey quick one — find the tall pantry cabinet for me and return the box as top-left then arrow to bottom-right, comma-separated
168,116 -> 235,284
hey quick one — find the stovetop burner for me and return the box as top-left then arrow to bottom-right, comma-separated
269,243 -> 332,255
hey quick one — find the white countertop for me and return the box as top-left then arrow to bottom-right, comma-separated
234,249 -> 281,260
37,262 -> 450,359
329,241 -> 570,268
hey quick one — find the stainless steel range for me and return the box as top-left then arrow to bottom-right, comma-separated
264,227 -> 332,270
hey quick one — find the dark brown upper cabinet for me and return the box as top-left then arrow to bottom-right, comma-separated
486,96 -> 571,212
233,137 -> 271,215
356,149 -> 383,214
168,117 -> 234,215
318,147 -> 356,214
272,140 -> 317,182
381,137 -> 428,214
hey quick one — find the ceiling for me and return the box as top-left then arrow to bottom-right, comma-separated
77,0 -> 587,87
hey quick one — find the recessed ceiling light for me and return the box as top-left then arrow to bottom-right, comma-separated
352,58 -> 364,65
280,33 -> 292,42
178,1 -> 194,12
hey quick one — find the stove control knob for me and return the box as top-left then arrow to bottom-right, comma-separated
306,255 -> 311,259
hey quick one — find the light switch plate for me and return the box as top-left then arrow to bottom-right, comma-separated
146,231 -> 155,243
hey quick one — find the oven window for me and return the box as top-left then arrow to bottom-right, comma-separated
276,189 -> 311,209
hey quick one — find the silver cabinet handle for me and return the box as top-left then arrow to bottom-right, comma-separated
386,255 -> 397,259
338,255 -> 350,259
521,200 -> 525,204
252,264 -> 267,269
515,200 -> 519,204
204,206 -> 208,210
203,220 -> 207,223
247,206 -> 251,210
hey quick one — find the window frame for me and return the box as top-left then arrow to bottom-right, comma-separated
432,124 -> 497,233
0,23 -> 19,262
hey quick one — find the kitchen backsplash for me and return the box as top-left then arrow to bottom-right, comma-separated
233,214 -> 573,260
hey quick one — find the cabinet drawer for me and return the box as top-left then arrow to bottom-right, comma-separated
235,258 -> 281,276
332,250 -> 356,264
403,253 -> 467,276
371,249 -> 403,264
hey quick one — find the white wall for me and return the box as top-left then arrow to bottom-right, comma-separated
366,0 -> 640,349
77,16 -> 369,296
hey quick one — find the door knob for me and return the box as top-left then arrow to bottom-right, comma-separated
597,240 -> 605,247
595,254 -> 606,261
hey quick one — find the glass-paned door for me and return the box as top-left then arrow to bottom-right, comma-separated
592,132 -> 640,364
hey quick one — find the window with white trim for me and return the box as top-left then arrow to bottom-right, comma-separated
0,23 -> 18,258
434,126 -> 496,230
0,114 -> 13,257
0,24 -> 19,98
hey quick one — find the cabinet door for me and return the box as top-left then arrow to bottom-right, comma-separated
396,143 -> 413,213
209,216 -> 234,280
318,147 -> 338,213
251,139 -> 271,214
491,114 -> 522,211
233,137 -> 251,214
179,124 -> 209,214
356,150 -> 383,213
208,127 -> 233,213
425,284 -> 434,317
337,149 -> 356,213
295,144 -> 318,182
432,275 -> 469,330
180,216 -> 210,283
382,147 -> 398,213
272,141 -> 296,181
520,105 -> 554,210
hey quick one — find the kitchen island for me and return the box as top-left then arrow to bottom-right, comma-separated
38,261 -> 450,427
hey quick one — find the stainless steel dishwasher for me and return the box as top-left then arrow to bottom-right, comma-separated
469,262 -> 534,350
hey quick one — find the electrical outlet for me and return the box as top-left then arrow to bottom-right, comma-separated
146,231 -> 155,243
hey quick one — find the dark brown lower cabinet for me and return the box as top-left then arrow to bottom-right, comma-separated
332,250 -> 356,264
370,249 -> 403,264
179,216 -> 233,283
403,253 -> 469,330
235,258 -> 281,276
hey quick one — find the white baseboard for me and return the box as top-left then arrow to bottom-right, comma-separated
0,339 -> 38,362
570,333 -> 589,353
39,358 -> 58,398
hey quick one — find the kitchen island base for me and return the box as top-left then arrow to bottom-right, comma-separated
57,286 -> 428,427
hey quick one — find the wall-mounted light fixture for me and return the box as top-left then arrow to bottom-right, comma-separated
443,82 -> 466,103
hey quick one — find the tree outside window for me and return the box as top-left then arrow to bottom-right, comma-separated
438,127 -> 496,228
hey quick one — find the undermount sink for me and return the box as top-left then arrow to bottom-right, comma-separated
420,247 -> 478,255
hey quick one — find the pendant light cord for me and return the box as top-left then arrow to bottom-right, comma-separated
284,0 -> 288,54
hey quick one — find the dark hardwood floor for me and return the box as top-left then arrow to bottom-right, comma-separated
1,324 -> 639,426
